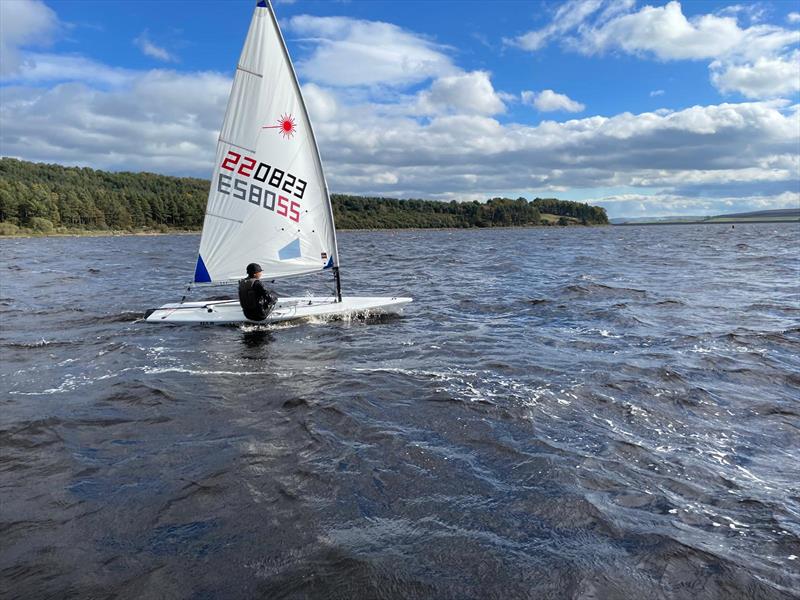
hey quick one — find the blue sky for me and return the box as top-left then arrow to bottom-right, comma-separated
1,0 -> 798,218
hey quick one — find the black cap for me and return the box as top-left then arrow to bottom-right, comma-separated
246,263 -> 263,276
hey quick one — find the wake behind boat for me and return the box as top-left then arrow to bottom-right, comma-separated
145,0 -> 411,324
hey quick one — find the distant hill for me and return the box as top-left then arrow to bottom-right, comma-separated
610,215 -> 702,224
0,157 -> 609,234
708,208 -> 799,220
613,208 -> 799,225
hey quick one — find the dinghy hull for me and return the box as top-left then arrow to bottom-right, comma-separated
144,296 -> 412,324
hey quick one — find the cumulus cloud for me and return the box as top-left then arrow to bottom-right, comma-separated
509,0 -> 800,99
2,52 -> 134,86
284,15 -> 456,87
134,30 -> 178,62
788,12 -> 800,24
595,190 -> 799,218
521,89 -> 585,112
0,0 -> 59,77
711,50 -> 800,98
292,96 -> 799,210
302,82 -> 339,122
416,71 -> 506,116
515,0 -> 797,61
1,71 -> 231,173
584,2 -> 746,60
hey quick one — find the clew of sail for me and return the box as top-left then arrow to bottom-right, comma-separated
194,0 -> 338,284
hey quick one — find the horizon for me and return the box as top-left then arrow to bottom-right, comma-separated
1,0 -> 798,219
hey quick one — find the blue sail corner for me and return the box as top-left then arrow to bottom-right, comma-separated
193,255 -> 212,283
323,256 -> 334,270
257,1 -> 267,7
278,239 -> 301,261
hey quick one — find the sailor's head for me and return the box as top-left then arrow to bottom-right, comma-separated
246,263 -> 263,278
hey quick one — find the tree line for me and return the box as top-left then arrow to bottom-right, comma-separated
0,158 -> 608,234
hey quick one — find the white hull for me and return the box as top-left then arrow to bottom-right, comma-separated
145,296 -> 412,325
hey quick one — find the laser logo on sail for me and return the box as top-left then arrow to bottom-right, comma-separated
262,114 -> 297,139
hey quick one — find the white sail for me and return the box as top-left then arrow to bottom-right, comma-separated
193,0 -> 338,284
145,0 -> 412,324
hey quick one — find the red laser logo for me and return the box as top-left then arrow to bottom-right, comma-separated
263,114 -> 297,138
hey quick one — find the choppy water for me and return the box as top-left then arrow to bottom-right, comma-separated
1,223 -> 799,599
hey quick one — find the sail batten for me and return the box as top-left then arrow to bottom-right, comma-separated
195,0 -> 338,284
216,139 -> 256,153
236,65 -> 263,78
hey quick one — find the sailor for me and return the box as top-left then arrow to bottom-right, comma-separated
238,263 -> 278,321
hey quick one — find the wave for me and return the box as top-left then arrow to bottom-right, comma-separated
654,299 -> 687,306
561,282 -> 649,299
64,311 -> 145,325
2,338 -> 77,350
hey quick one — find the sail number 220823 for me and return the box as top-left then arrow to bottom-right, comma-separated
217,150 -> 305,223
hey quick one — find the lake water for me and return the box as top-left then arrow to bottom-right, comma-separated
1,224 -> 799,599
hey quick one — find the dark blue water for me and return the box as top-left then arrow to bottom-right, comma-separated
2,224 -> 799,599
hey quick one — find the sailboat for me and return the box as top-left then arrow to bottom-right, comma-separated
145,0 -> 411,324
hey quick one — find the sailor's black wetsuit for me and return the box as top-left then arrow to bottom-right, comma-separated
238,277 -> 278,321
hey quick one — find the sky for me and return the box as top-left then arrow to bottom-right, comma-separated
0,0 -> 798,218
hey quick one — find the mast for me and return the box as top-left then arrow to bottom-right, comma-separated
333,267 -> 342,302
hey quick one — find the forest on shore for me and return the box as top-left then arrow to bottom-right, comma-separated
0,158 -> 608,235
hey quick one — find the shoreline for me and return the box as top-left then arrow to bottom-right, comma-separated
2,219 -> 797,239
0,230 -> 201,239
0,223 -> 610,239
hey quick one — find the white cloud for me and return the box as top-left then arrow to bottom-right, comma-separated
373,172 -> 399,185
584,2 -> 745,60
596,190 -> 799,218
2,52 -> 134,86
787,12 -> 800,24
711,50 -> 800,98
416,71 -> 506,116
301,96 -> 798,209
519,0 -> 798,62
134,30 -> 178,63
510,0 -> 607,51
717,4 -> 767,24
521,89 -> 585,113
1,71 -> 231,172
285,15 -> 456,87
510,0 -> 800,100
650,89 -> 665,97
302,82 -> 339,122
0,0 -> 59,76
